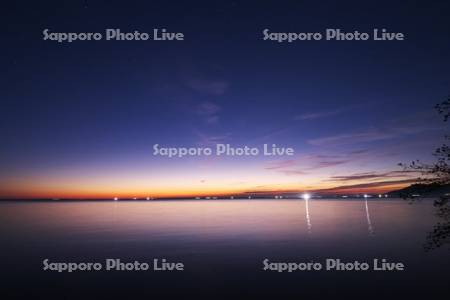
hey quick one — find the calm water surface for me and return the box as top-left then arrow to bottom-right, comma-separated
1,199 -> 449,298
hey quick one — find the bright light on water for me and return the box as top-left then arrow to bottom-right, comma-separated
302,193 -> 312,233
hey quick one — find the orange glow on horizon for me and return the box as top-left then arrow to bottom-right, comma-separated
0,181 -> 412,199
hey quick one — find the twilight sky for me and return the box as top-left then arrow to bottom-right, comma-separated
1,1 -> 450,198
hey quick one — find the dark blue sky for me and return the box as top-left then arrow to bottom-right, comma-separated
2,1 -> 450,198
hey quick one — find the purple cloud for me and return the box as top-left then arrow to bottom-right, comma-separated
186,78 -> 229,95
294,109 -> 345,121
316,179 -> 419,193
195,101 -> 222,124
265,159 -> 298,170
307,125 -> 438,146
327,170 -> 417,182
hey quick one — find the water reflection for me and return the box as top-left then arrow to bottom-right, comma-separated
364,198 -> 374,235
305,198 -> 312,234
0,199 -> 439,246
0,199 -> 446,299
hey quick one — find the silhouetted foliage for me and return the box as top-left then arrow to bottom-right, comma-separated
400,96 -> 450,250
435,98 -> 450,122
425,196 -> 450,250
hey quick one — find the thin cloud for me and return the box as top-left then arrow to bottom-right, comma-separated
195,101 -> 222,124
186,78 -> 229,95
307,125 -> 437,146
192,129 -> 231,147
349,149 -> 369,155
312,160 -> 350,169
264,153 -> 356,177
265,159 -> 298,170
327,170 -> 417,182
281,170 -> 308,176
294,109 -> 345,121
316,179 -> 418,193
293,103 -> 371,121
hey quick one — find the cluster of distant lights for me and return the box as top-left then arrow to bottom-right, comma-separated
299,193 -> 388,200
365,194 -> 389,198
113,197 -> 154,201
111,193 -> 389,201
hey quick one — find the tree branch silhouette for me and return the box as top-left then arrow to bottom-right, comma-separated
399,96 -> 450,250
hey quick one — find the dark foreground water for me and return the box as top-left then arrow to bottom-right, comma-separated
1,199 -> 449,299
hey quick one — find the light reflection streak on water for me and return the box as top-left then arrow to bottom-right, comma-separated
365,199 -> 374,235
305,198 -> 312,234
